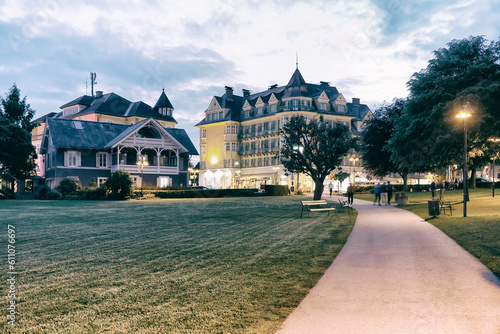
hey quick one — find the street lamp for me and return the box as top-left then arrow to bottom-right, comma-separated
456,102 -> 473,217
136,155 -> 149,197
488,137 -> 500,197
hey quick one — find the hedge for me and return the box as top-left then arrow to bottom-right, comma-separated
136,188 -> 260,199
264,185 -> 289,196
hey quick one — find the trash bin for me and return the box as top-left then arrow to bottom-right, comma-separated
428,200 -> 440,217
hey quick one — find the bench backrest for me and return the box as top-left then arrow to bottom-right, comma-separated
301,200 -> 328,206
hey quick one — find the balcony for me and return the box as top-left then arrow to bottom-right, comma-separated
111,164 -> 178,174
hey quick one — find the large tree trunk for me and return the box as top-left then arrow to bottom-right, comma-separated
399,171 -> 408,192
313,179 -> 325,200
470,165 -> 477,189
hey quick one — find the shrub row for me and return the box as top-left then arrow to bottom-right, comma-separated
138,188 -> 259,199
264,185 -> 289,196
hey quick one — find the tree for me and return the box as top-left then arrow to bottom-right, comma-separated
388,36 -> 500,186
0,84 -> 36,132
56,178 -> 81,196
361,98 -> 410,190
280,115 -> 355,200
0,117 -> 37,180
105,170 -> 133,200
332,171 -> 350,193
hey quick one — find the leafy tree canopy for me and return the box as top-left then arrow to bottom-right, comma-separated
280,115 -> 355,200
0,117 -> 37,179
0,84 -> 36,132
389,36 -> 500,175
362,98 -> 408,184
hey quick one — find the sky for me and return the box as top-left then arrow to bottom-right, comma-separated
1,0 -> 500,155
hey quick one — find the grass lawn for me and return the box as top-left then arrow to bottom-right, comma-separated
356,188 -> 500,278
0,196 -> 356,333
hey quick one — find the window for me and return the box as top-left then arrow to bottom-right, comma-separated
231,125 -> 237,134
219,111 -> 223,119
98,153 -> 107,167
225,143 -> 231,151
270,104 -> 277,113
207,114 -> 211,122
201,145 -> 206,154
225,125 -> 231,134
223,159 -> 229,168
200,161 -> 206,170
212,113 -> 218,121
231,142 -> 237,151
338,105 -> 345,113
68,151 -> 77,166
201,129 -> 206,138
97,177 -> 107,186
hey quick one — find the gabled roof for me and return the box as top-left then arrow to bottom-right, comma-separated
60,95 -> 94,109
33,112 -> 60,124
42,118 -> 198,155
195,91 -> 243,126
153,89 -> 174,110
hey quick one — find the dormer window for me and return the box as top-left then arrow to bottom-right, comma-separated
338,105 -> 345,113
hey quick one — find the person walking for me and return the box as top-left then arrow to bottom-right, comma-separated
347,184 -> 355,206
380,182 -> 388,206
329,182 -> 334,197
373,183 -> 381,206
387,181 -> 393,205
430,180 -> 436,198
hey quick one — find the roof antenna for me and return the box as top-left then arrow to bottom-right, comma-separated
90,72 -> 97,97
296,52 -> 299,69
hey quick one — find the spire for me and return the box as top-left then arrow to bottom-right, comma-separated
296,52 -> 298,69
287,67 -> 306,87
153,89 -> 174,110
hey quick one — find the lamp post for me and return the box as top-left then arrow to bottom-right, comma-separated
136,155 -> 149,197
456,102 -> 472,217
488,137 -> 500,197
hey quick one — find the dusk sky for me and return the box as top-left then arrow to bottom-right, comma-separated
1,0 -> 500,152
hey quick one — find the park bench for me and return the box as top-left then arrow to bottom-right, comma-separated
337,198 -> 351,213
440,200 -> 453,215
300,200 -> 336,218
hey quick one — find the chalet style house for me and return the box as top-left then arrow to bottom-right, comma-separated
195,67 -> 372,191
32,89 -> 197,189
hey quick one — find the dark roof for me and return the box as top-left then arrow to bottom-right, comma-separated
32,112 -> 60,124
195,91 -> 243,126
60,91 -> 177,123
43,118 -> 198,155
153,89 -> 174,110
287,68 -> 307,87
196,68 -> 371,127
166,128 -> 199,155
60,95 -> 94,109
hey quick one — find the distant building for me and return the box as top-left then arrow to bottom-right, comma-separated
195,67 -> 372,191
32,89 -> 197,189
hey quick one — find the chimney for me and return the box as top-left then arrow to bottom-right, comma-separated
352,98 -> 360,105
95,91 -> 103,98
242,89 -> 251,98
320,81 -> 330,86
225,86 -> 233,100
268,84 -> 278,90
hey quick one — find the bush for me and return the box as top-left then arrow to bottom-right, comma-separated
37,185 -> 51,199
265,185 -> 289,196
106,170 -> 133,200
77,186 -> 107,200
46,190 -> 61,200
138,188 -> 259,199
56,178 -> 81,196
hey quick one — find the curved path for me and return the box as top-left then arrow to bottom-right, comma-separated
276,197 -> 500,333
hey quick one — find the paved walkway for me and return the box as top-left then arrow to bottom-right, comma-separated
276,196 -> 500,334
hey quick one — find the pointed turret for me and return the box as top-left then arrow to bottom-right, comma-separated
154,88 -> 174,110
287,68 -> 306,87
154,89 -> 174,117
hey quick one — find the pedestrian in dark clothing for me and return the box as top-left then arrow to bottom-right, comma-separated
347,184 -> 355,206
380,182 -> 388,205
373,183 -> 382,206
430,181 -> 436,198
387,181 -> 393,205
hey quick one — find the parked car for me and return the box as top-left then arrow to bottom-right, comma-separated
191,186 -> 207,190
